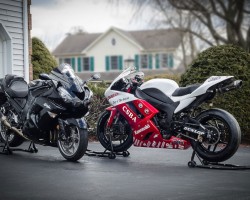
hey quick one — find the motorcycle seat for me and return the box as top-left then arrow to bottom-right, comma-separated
3,74 -> 28,98
172,84 -> 201,97
136,88 -> 174,104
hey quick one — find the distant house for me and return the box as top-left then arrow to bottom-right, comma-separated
53,27 -> 191,80
0,0 -> 32,82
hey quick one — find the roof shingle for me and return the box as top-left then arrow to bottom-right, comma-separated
52,27 -> 183,56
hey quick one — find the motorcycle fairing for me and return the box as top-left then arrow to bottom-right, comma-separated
62,118 -> 87,129
105,90 -> 138,106
135,88 -> 178,127
140,76 -> 234,113
106,99 -> 190,150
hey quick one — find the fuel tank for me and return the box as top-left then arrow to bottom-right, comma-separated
139,78 -> 179,97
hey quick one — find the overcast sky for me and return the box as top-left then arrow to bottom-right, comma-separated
31,0 -> 154,51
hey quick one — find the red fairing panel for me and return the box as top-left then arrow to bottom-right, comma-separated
107,100 -> 190,150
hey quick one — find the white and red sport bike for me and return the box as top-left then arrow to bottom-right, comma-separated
96,67 -> 242,162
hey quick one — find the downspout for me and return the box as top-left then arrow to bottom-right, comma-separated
23,0 -> 29,82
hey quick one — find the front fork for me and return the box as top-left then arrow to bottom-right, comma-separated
105,108 -> 120,154
58,117 -> 87,140
106,107 -> 118,128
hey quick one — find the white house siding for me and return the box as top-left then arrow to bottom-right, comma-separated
86,30 -> 141,72
174,45 -> 184,68
174,33 -> 194,72
0,0 -> 28,80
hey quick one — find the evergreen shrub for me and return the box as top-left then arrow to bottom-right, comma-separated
32,37 -> 57,80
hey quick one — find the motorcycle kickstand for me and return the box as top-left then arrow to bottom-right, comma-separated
27,141 -> 38,153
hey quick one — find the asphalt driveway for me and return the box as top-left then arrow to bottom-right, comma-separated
0,142 -> 250,200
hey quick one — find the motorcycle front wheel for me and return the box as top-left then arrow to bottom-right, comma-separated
58,125 -> 88,162
191,108 -> 241,163
96,110 -> 133,152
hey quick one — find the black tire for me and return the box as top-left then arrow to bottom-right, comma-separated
0,129 -> 24,147
96,110 -> 133,152
190,108 -> 241,163
0,106 -> 24,147
58,126 -> 88,162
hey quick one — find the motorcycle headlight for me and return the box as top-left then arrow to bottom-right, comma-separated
58,87 -> 81,107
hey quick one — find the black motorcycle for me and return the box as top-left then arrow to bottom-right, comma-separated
0,63 -> 99,161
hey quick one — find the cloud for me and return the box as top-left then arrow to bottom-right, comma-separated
31,0 -> 153,50
32,0 -> 60,7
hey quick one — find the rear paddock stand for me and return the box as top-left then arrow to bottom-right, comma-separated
188,142 -> 250,170
85,148 -> 130,159
86,133 -> 130,159
0,139 -> 38,155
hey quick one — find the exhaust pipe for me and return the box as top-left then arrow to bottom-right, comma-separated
218,80 -> 242,93
0,112 -> 30,141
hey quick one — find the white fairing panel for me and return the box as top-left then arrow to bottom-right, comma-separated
139,76 -> 234,113
140,79 -> 179,97
105,90 -> 138,106
190,76 -> 233,97
174,97 -> 196,113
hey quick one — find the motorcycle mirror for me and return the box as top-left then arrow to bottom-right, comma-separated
39,73 -> 51,80
91,73 -> 101,80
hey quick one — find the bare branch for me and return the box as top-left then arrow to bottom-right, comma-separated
209,0 -> 234,24
217,0 -> 227,13
181,28 -> 215,46
243,9 -> 250,14
120,0 -> 249,51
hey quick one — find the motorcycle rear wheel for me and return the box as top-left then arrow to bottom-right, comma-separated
96,110 -> 133,152
0,127 -> 24,147
58,125 -> 88,162
191,108 -> 241,163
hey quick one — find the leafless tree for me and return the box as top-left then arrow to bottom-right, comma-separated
127,0 -> 250,52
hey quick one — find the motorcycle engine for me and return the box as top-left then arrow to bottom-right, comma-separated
157,112 -> 172,139
1,103 -> 19,128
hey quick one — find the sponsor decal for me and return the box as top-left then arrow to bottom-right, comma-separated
112,97 -> 129,105
107,93 -> 119,100
134,124 -> 150,135
152,141 -> 157,147
183,126 -> 205,135
207,76 -> 221,82
122,106 -> 137,123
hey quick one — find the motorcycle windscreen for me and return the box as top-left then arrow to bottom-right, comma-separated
57,63 -> 85,96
